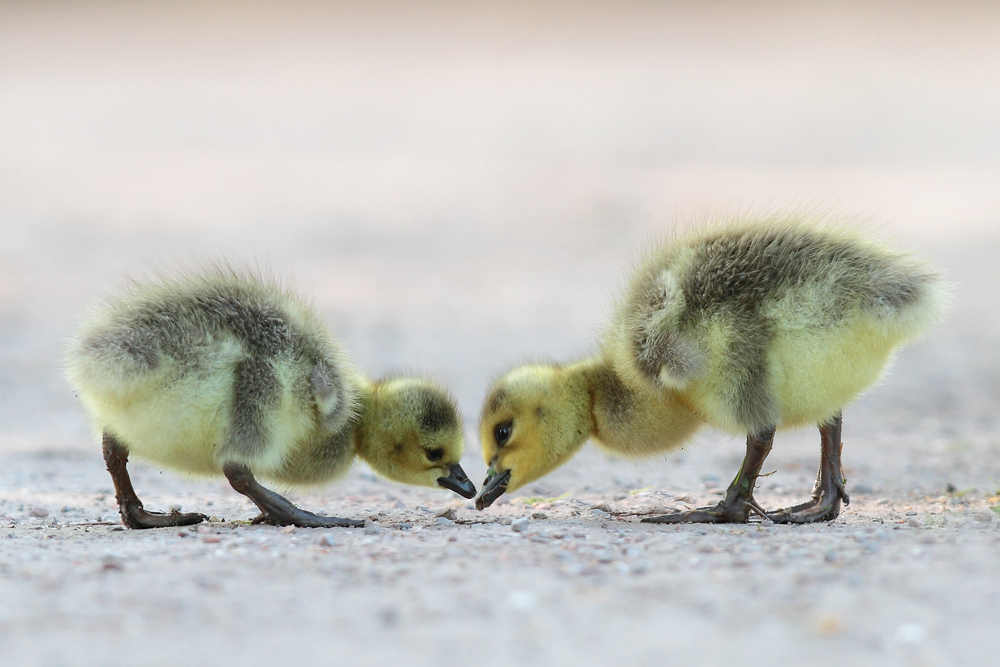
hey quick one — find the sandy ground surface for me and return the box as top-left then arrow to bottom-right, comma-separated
2,2 -> 1000,666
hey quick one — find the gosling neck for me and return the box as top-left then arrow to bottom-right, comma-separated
351,379 -> 379,464
550,356 -> 607,459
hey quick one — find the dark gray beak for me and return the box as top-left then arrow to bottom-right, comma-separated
474,467 -> 510,510
437,463 -> 477,499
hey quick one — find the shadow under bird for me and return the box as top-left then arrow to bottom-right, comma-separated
476,214 -> 948,523
65,267 -> 476,529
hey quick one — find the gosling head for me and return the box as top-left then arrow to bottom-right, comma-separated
476,364 -> 593,510
358,378 -> 476,498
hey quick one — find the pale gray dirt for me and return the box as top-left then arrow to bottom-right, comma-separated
2,3 -> 1000,667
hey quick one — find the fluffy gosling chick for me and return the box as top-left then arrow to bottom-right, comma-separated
476,215 -> 948,523
66,268 -> 475,529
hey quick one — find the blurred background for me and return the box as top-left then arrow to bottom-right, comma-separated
1,1 -> 998,489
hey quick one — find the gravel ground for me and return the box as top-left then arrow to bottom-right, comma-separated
3,449 -> 1000,667
2,3 -> 1000,666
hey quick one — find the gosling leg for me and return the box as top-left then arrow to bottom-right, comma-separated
767,412 -> 849,524
222,463 -> 364,528
643,426 -> 776,524
102,432 -> 207,529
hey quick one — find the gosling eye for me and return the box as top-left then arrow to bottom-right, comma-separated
426,448 -> 444,462
494,420 -> 513,446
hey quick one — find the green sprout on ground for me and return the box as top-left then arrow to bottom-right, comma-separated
515,492 -> 572,505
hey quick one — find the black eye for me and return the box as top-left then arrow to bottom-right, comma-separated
494,421 -> 513,446
426,448 -> 444,462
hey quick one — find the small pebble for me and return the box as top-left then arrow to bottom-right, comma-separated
178,530 -> 191,538
896,624 -> 925,644
506,591 -> 536,610
364,519 -> 383,535
29,507 -> 49,518
317,534 -> 336,547
905,510 -> 917,516
435,508 -> 458,520
202,535 -> 223,544
511,518 -> 531,533
973,510 -> 994,523
101,555 -> 124,571
590,502 -> 612,513
436,517 -> 455,526
865,541 -> 881,554
532,512 -> 548,520
281,525 -> 296,534
906,517 -> 924,528
592,509 -> 611,519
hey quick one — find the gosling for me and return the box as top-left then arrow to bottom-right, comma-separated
475,215 -> 948,523
66,267 -> 476,529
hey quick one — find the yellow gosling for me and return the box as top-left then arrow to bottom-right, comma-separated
66,266 -> 475,529
476,215 -> 948,523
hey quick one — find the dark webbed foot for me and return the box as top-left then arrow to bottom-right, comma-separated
249,510 -> 364,528
224,463 -> 364,528
767,467 -> 849,524
642,427 -> 776,525
103,431 -> 208,530
120,506 -> 207,529
767,412 -> 849,525
642,499 -> 753,524
766,496 -> 843,524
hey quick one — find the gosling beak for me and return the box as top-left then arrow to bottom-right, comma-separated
474,466 -> 511,510
437,463 -> 477,499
